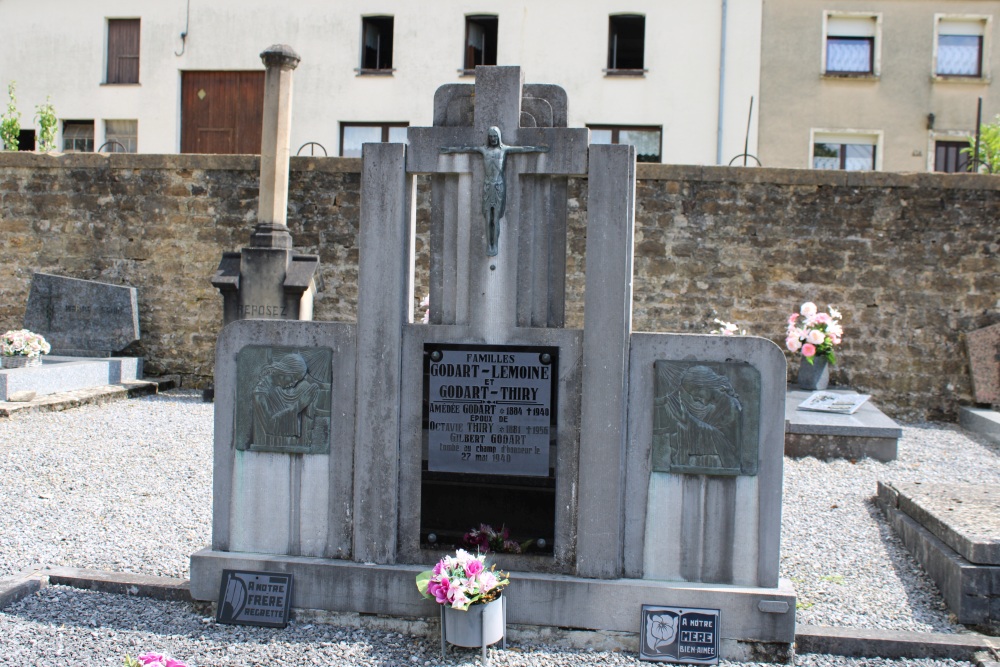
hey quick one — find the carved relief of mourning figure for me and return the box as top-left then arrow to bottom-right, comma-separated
654,363 -> 743,473
250,352 -> 331,449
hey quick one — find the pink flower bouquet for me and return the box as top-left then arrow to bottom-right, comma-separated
124,653 -> 189,667
785,302 -> 843,365
416,549 -> 510,611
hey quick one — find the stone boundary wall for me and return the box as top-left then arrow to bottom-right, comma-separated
1,153 -> 997,421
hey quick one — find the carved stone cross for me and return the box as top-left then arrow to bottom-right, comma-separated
407,67 -> 588,333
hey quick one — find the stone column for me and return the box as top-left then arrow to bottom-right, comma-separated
253,44 -> 300,249
213,44 -> 320,327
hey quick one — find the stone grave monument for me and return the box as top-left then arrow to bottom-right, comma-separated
212,45 -> 320,327
23,272 -> 139,356
190,65 -> 795,659
1,272 -> 143,402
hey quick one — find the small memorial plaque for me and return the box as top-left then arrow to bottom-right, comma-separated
424,344 -> 557,476
639,605 -> 720,664
217,570 -> 293,628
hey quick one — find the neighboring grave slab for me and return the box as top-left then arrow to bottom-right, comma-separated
967,323 -> 1000,405
23,273 -> 139,356
784,388 -> 902,462
878,481 -> 1000,632
891,482 -> 1000,565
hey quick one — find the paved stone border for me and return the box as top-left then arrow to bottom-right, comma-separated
0,378 -> 176,417
3,566 -> 998,662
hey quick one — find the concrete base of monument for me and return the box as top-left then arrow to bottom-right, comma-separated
0,355 -> 143,401
784,388 -> 902,462
189,548 -> 797,660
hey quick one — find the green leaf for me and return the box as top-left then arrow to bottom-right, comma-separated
415,570 -> 433,598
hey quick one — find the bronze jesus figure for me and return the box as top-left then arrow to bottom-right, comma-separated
440,126 -> 548,256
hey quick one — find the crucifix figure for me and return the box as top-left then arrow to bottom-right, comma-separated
440,126 -> 549,256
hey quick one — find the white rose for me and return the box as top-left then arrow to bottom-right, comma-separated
800,302 -> 818,317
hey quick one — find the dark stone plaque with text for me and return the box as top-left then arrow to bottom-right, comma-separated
424,344 -> 557,476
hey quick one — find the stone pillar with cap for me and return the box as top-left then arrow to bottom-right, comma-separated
212,44 -> 320,326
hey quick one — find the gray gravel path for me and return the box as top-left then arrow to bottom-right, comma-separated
1,390 -> 996,665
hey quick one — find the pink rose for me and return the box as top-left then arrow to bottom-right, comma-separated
806,329 -> 825,345
786,337 -> 802,353
464,559 -> 484,577
813,313 -> 831,324
800,302 -> 817,317
801,343 -> 816,358
787,313 -> 799,326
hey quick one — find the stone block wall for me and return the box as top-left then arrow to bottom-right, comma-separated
1,153 -> 997,421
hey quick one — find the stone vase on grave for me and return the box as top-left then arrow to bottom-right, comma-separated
797,356 -> 830,390
1,355 -> 42,369
441,595 -> 506,654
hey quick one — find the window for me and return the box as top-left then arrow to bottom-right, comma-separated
105,119 -> 137,153
360,16 -> 393,72
589,125 -> 661,163
62,121 -> 95,153
465,15 -> 498,71
106,19 -> 140,84
811,132 -> 880,170
824,14 -> 879,76
17,130 -> 35,151
340,122 -> 408,157
607,15 -> 645,73
934,140 -> 971,172
935,17 -> 989,78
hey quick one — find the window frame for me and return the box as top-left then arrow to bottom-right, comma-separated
809,129 -> 883,171
358,15 -> 395,75
462,15 -> 498,74
104,119 -> 138,153
606,14 -> 647,76
339,121 -> 409,157
821,12 -> 881,78
933,14 -> 991,81
587,124 -> 662,163
62,120 -> 95,153
105,18 -> 141,85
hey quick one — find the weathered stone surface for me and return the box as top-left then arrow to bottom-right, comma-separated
24,273 -> 139,355
967,322 -> 1000,405
0,152 -> 997,421
893,482 -> 1000,566
6,390 -> 36,402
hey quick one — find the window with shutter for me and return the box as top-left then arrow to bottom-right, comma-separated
107,19 -> 140,84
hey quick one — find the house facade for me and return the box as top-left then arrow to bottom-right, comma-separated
1,0 -> 763,165
758,0 -> 1000,172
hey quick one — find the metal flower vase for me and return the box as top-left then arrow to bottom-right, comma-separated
797,356 -> 830,391
1,355 -> 41,369
440,595 -> 506,665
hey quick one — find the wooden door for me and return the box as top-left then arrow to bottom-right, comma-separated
181,71 -> 264,154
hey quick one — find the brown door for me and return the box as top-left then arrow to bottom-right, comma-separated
181,71 -> 264,154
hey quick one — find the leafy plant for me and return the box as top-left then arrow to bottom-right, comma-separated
34,96 -> 57,153
963,114 -> 1000,173
0,82 -> 21,151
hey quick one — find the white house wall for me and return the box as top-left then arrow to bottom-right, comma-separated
1,0 -> 762,163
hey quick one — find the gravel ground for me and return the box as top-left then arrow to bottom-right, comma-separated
1,389 -> 997,666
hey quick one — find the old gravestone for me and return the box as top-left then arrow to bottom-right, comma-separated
966,322 -> 1000,406
23,272 -> 139,356
191,66 -> 795,660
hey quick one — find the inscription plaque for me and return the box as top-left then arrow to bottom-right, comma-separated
424,344 -> 557,476
652,360 -> 760,476
217,569 -> 292,628
234,345 -> 333,454
639,605 -> 720,664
